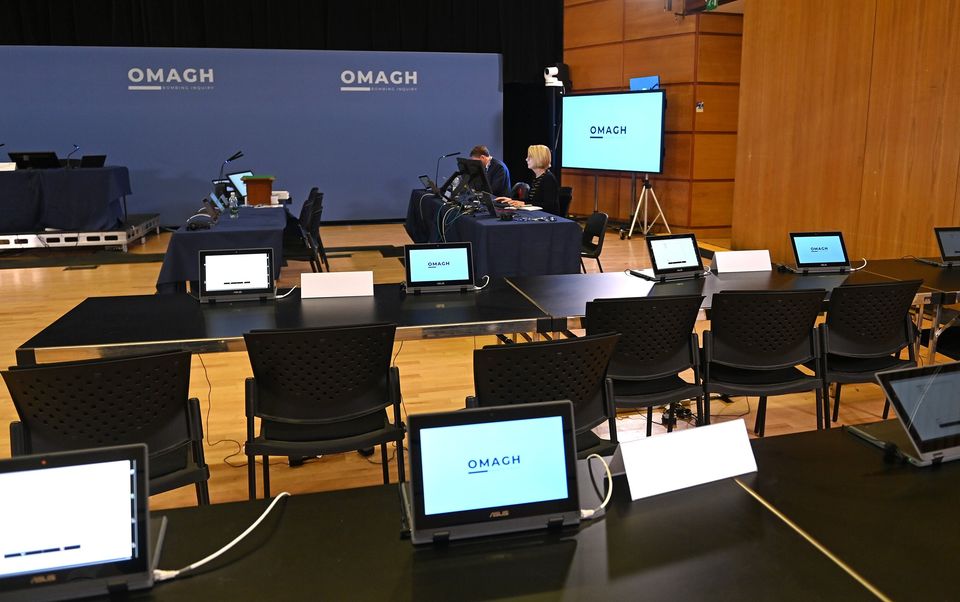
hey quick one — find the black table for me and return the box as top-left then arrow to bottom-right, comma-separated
404,190 -> 582,280
16,280 -> 552,365
156,206 -> 287,294
128,429 -> 944,600
0,167 -> 130,232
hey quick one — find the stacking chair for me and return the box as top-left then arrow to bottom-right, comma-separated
585,295 -> 705,436
558,186 -> 573,217
3,351 -> 210,505
243,323 -> 405,499
468,333 -> 620,458
702,289 -> 826,437
580,211 -> 609,273
819,279 -> 922,423
307,191 -> 330,272
282,187 -> 320,272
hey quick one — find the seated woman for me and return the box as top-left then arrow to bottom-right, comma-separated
495,144 -> 560,216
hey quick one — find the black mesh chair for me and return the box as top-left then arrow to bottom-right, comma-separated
558,186 -> 573,217
702,289 -> 826,437
580,212 -> 608,273
585,295 -> 705,436
3,351 -> 210,505
467,333 -> 620,459
818,279 -> 922,423
282,187 -> 320,272
243,323 -> 405,499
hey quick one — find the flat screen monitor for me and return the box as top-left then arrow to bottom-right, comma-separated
79,155 -> 106,168
455,157 -> 492,194
404,242 -> 475,293
934,227 -> 960,262
629,75 -> 660,91
561,90 -> 666,173
789,231 -> 850,269
227,170 -> 254,199
198,247 -> 276,302
0,445 -> 154,601
877,362 -> 960,458
7,151 -> 61,170
646,233 -> 705,278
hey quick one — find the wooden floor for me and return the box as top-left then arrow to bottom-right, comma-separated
0,223 -> 914,510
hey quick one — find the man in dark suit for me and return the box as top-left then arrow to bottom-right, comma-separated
470,145 -> 511,197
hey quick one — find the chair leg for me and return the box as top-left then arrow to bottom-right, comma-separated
381,444 -> 390,484
397,438 -> 406,483
196,481 -> 210,506
262,455 -> 271,498
596,258 -> 603,273
696,396 -> 704,425
755,397 -> 767,437
703,395 -> 711,425
646,407 -> 653,437
247,453 -> 257,500
580,258 -> 586,273
816,388 -> 829,430
882,398 -> 890,419
832,383 -> 843,423
666,403 -> 675,433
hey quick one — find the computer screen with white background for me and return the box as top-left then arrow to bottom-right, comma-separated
649,236 -> 702,272
203,251 -> 272,293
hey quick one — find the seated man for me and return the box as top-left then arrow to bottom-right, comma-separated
470,145 -> 511,197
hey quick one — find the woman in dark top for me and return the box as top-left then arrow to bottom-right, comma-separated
496,144 -> 560,216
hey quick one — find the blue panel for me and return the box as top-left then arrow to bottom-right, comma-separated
0,47 -> 503,224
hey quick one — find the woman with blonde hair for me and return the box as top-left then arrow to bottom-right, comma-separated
496,144 -> 560,216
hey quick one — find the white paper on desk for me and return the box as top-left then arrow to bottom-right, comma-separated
301,271 -> 374,298
518,205 -> 542,211
621,419 -> 757,501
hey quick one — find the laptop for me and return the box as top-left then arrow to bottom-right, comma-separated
198,247 -> 277,303
642,233 -> 708,281
847,362 -> 960,467
0,444 -> 162,602
227,170 -> 255,201
917,227 -> 960,268
7,152 -> 61,170
400,401 -> 581,545
404,242 -> 476,294
787,231 -> 851,274
478,191 -> 516,219
79,155 -> 106,168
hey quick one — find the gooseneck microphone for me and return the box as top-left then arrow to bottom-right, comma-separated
435,151 -> 461,189
66,144 -> 80,168
218,150 -> 244,182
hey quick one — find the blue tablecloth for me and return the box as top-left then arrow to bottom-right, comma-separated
156,206 -> 288,294
404,189 -> 581,279
0,167 -> 129,233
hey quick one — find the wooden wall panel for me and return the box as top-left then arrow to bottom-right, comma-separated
691,181 -> 733,226
732,1 -> 876,262
648,179 -> 691,227
696,34 -> 742,83
664,84 -> 694,131
855,1 -> 960,258
562,171 -> 623,217
565,0 -> 625,49
693,84 -> 738,131
624,0 -> 696,40
566,45 -> 624,90
623,35 -> 696,85
662,134 -> 692,179
698,13 -> 744,34
693,134 -> 737,180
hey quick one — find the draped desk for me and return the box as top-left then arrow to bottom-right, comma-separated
156,206 -> 288,294
16,280 -> 552,366
0,166 -> 130,233
125,429 -> 952,600
404,190 -> 581,279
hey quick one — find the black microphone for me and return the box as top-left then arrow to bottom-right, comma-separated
435,151 -> 461,189
0,143 -> 5,149
219,150 -> 244,182
66,144 -> 80,168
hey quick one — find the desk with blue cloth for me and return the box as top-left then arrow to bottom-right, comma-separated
404,190 -> 581,280
156,206 -> 288,294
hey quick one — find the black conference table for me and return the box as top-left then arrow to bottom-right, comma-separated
155,206 -> 288,294
0,166 -> 130,232
120,428 -> 953,600
404,190 -> 582,280
16,280 -> 552,366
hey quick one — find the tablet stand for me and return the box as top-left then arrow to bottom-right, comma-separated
621,174 -> 670,240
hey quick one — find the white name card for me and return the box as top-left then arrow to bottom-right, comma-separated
0,162 -> 16,172
301,271 -> 374,299
713,250 -> 772,273
621,419 -> 757,501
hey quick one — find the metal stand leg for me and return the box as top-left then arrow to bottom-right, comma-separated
620,175 -> 670,239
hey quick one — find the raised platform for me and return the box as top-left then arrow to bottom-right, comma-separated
0,213 -> 160,252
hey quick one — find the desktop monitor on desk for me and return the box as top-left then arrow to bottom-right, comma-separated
8,152 -> 61,170
198,248 -> 276,303
455,158 -> 492,195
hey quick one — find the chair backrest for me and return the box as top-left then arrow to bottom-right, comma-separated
558,186 -> 573,217
244,323 -> 397,423
511,182 -> 530,201
824,279 -> 922,357
707,289 -> 825,369
298,187 -> 319,228
582,211 -> 608,251
307,191 -> 325,243
472,333 -> 620,433
584,295 -> 704,379
3,352 -> 194,459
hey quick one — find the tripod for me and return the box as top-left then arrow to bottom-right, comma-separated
620,174 -> 670,239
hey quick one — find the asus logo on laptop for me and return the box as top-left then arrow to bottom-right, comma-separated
489,510 -> 510,519
31,574 -> 57,585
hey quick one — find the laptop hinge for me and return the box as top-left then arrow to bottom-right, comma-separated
546,517 -> 565,531
432,531 -> 451,545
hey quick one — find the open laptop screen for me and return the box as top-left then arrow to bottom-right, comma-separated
790,232 -> 849,268
877,363 -> 960,455
646,233 -> 704,276
934,227 -> 960,262
199,248 -> 275,302
0,445 -> 152,600
404,242 -> 474,290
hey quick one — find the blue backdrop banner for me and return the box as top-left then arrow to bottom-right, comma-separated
0,46 -> 503,224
